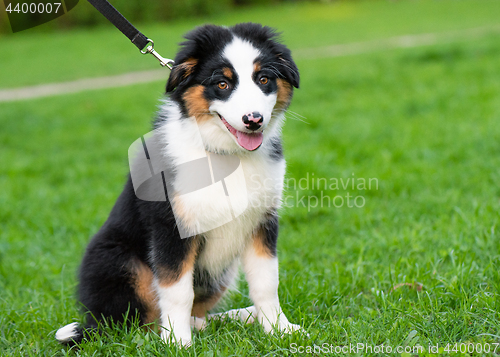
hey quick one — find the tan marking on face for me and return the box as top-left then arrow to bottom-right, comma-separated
222,67 -> 233,80
156,238 -> 199,288
254,61 -> 261,73
182,85 -> 212,122
130,259 -> 160,324
275,78 -> 293,113
252,227 -> 274,258
191,287 -> 227,318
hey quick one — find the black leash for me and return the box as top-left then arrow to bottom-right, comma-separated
87,0 -> 174,69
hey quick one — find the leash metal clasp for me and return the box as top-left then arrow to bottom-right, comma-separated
140,39 -> 174,70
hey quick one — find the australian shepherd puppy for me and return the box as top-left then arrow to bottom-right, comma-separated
56,23 -> 301,347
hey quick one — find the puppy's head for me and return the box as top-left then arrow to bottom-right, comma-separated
166,23 -> 299,153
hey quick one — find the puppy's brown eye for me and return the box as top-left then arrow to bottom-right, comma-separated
218,81 -> 228,90
259,77 -> 268,85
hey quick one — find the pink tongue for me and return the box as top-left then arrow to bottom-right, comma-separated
236,131 -> 264,151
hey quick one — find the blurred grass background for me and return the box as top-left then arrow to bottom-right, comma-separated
1,0 -> 500,356
1,0 -> 500,88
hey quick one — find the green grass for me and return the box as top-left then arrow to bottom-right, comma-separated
1,0 -> 500,356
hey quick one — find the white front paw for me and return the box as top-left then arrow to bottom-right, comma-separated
258,314 -> 275,333
278,322 -> 306,335
161,328 -> 192,347
190,316 -> 208,331
258,311 -> 306,335
267,320 -> 303,334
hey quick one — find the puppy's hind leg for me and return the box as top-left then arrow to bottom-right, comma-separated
190,306 -> 257,331
208,306 -> 257,324
73,228 -> 148,345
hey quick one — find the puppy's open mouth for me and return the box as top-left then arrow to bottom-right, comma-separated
218,114 -> 263,151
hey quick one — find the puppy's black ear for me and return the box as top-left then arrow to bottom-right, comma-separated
166,58 -> 198,93
277,51 -> 300,89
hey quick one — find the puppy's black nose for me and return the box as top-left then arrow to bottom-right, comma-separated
242,112 -> 263,131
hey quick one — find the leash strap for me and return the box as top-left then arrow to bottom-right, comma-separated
87,0 -> 174,69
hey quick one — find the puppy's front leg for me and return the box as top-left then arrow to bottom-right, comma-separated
152,233 -> 198,347
155,268 -> 194,346
242,217 -> 302,334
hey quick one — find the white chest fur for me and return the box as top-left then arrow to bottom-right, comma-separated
157,102 -> 285,276
197,152 -> 285,276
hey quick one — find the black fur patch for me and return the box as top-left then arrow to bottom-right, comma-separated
269,136 -> 284,161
